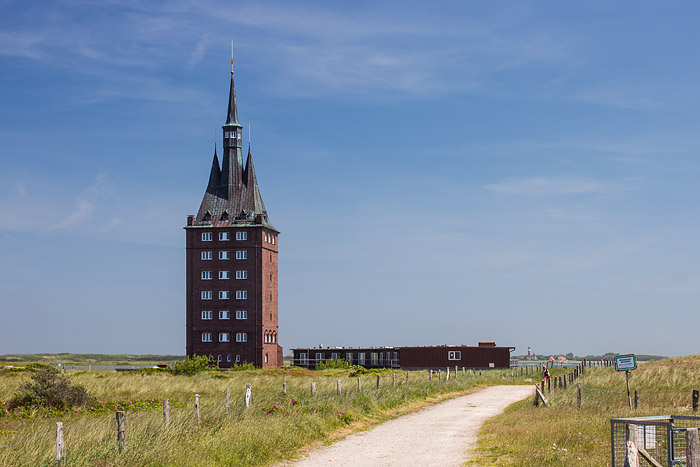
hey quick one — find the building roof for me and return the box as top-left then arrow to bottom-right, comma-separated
191,75 -> 277,231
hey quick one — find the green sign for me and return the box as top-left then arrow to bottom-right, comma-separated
615,354 -> 637,371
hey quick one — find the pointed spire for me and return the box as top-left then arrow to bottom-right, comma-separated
225,74 -> 241,126
206,147 -> 221,194
243,145 -> 268,216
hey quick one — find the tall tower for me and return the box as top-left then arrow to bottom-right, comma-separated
185,65 -> 280,368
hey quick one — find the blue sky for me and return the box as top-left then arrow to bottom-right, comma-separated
1,1 -> 699,357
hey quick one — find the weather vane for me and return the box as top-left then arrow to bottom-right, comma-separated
230,40 -> 236,75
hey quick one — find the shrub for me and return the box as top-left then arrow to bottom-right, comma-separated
172,356 -> 214,376
317,359 -> 352,370
9,368 -> 92,410
229,363 -> 256,371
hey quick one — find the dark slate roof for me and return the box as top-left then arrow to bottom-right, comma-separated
192,76 -> 277,232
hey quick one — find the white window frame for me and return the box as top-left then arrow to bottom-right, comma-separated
219,291 -> 230,300
264,353 -> 268,363
219,271 -> 230,280
448,351 -> 462,361
201,251 -> 212,261
235,250 -> 247,260
236,310 -> 247,320
226,355 -> 231,362
235,332 -> 247,343
358,353 -> 365,365
219,232 -> 230,241
201,271 -> 212,280
201,332 -> 212,342
219,332 -> 230,342
331,352 -> 340,360
235,270 -> 247,280
235,355 -> 241,363
236,231 -> 247,241
235,290 -> 247,300
201,232 -> 212,242
201,311 -> 213,320
219,250 -> 230,260
201,291 -> 212,300
300,352 -> 309,365
219,310 -> 230,320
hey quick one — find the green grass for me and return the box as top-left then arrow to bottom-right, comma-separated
0,366 -> 528,466
0,353 -> 184,367
466,355 -> 700,467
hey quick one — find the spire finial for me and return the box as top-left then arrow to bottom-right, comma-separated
249,123 -> 251,146
230,40 -> 236,75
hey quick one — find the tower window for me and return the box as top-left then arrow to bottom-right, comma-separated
219,310 -> 230,320
226,355 -> 231,362
219,271 -> 230,280
219,291 -> 230,300
264,354 -> 268,363
219,232 -> 230,241
219,251 -> 230,260
201,291 -> 212,300
202,232 -> 212,241
235,290 -> 247,300
236,332 -> 247,343
201,271 -> 212,280
236,270 -> 247,280
236,250 -> 247,260
225,132 -> 230,138
219,332 -> 230,343
236,310 -> 247,320
236,232 -> 247,241
201,251 -> 212,260
201,311 -> 213,320
201,333 -> 212,342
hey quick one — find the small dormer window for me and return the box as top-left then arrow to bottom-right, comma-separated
202,212 -> 212,223
220,211 -> 229,222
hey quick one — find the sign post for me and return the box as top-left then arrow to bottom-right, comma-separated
615,355 -> 637,410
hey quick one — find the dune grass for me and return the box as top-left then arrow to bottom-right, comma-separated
466,355 -> 700,467
0,366 -> 529,466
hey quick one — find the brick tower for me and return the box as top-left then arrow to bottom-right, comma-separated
185,67 -> 281,368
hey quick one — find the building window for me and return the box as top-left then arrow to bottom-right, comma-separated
235,355 -> 241,363
236,231 -> 247,241
201,271 -> 212,280
235,332 -> 247,343
219,271 -> 230,280
264,334 -> 268,343
201,232 -> 212,241
226,355 -> 231,363
264,353 -> 268,363
219,232 -> 230,241
346,353 -> 353,364
236,270 -> 247,279
331,352 -> 340,360
219,332 -> 230,342
225,131 -> 229,138
219,251 -> 230,260
201,332 -> 212,342
236,310 -> 247,320
272,236 -> 275,245
201,251 -> 212,260
235,250 -> 247,260
300,352 -> 309,365
448,351 -> 462,361
371,353 -> 378,365
219,310 -> 230,320
358,353 -> 365,365
235,290 -> 247,300
201,311 -> 213,320
201,291 -> 212,300
219,291 -> 230,300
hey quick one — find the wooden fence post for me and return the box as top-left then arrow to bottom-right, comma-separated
311,382 -> 316,395
577,383 -> 581,408
376,375 -> 380,388
446,367 -> 450,381
547,377 -> 551,393
337,379 -> 342,395
357,377 -> 361,392
194,394 -> 200,426
244,384 -> 252,407
634,390 -> 638,410
225,389 -> 230,413
392,372 -> 396,386
282,382 -> 287,394
163,399 -> 170,427
116,410 -> 126,452
55,421 -> 64,463
406,371 -> 410,384
438,370 -> 442,381
624,423 -> 639,467
687,428 -> 700,467
429,370 -> 432,381
455,366 -> 458,376
463,367 -> 466,376
693,390 -> 699,412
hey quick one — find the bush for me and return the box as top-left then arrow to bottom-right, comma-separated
172,356 -> 214,376
317,359 -> 352,370
9,368 -> 92,410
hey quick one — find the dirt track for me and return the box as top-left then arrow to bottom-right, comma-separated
283,384 -> 533,467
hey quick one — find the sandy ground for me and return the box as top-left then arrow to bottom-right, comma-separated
281,384 -> 533,467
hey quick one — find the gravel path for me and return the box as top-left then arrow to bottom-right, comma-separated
283,385 -> 533,467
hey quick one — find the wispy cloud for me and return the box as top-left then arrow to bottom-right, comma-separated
485,176 -> 606,195
47,175 -> 112,231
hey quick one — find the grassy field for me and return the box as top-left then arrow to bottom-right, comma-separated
0,365 -> 529,466
466,355 -> 700,467
0,353 -> 184,367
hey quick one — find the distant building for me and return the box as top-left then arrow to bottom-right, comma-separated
291,343 -> 514,370
185,66 -> 281,368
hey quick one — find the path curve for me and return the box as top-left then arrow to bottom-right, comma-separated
283,385 -> 533,467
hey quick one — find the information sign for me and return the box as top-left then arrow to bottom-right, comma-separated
615,354 -> 637,372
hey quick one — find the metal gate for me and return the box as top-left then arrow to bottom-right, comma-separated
611,416 -> 700,466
